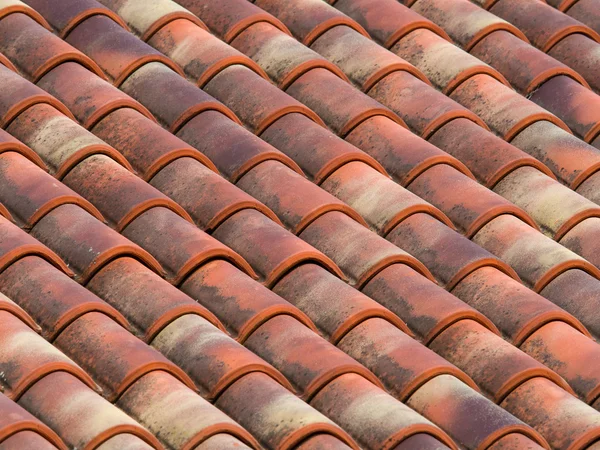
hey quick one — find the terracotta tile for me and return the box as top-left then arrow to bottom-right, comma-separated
548,33 -> 600,94
429,118 -> 555,188
338,317 -> 477,401
254,0 -> 369,46
151,313 -> 292,400
37,62 -> 154,129
471,30 -> 588,95
7,103 -> 131,179
387,213 -> 519,289
406,374 -> 548,450
20,0 -> 129,37
94,434 -> 155,450
91,107 -> 217,180
193,434 -> 253,449
0,63 -> 74,128
0,151 -> 103,229
309,373 -> 455,449
0,201 -> 12,222
20,371 -> 160,449
410,0 -> 528,51
151,157 -> 280,232
0,291 -> 39,332
501,377 -> 600,450
310,25 -> 429,92
544,0 -> 576,10
452,266 -> 589,346
450,74 -> 570,141
231,21 -> 348,89
368,70 -> 488,138
0,0 -> 51,30
30,204 -> 162,283
212,208 -> 342,287
66,14 -> 184,86
122,206 -> 255,285
120,62 -> 239,133
0,51 -> 16,72
260,113 -> 386,184
363,263 -> 498,344
0,431 -> 61,450
576,171 -> 600,206
216,372 -> 356,449
493,167 -> 600,239
87,257 -> 223,341
236,160 -> 367,234
0,310 -> 99,400
54,311 -> 196,401
0,13 -> 105,82
566,0 -> 600,36
559,217 -> 600,270
489,0 -> 600,52
429,319 -> 573,402
530,75 -> 600,143
473,214 -> 600,291
0,127 -> 44,172
510,120 -> 600,189
273,263 -> 411,343
486,433 -> 547,450
333,0 -> 451,48
0,392 -> 65,450
175,0 -> 289,43
0,214 -> 72,277
346,116 -> 474,185
151,19 -> 269,88
176,110 -> 303,183
0,256 -> 129,341
393,28 -> 510,94
407,164 -> 538,237
294,434 -> 354,450
181,259 -> 317,342
96,0 -> 208,41
392,434 -> 452,449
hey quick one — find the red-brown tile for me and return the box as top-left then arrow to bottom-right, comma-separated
346,116 -> 474,185
19,371 -> 160,449
0,13 -> 105,82
0,125 -> 45,169
176,110 -> 303,183
392,28 -> 510,94
254,0 -> 369,46
0,201 -> 11,222
363,263 -> 498,344
411,0 -> 528,51
87,257 -> 223,341
294,434 -> 354,450
0,431 -> 61,450
0,151 -> 103,229
566,0 -> 600,36
7,103 -> 132,179
310,373 -> 455,450
450,74 -> 570,141
501,377 -> 600,450
471,30 -> 588,95
486,433 -> 547,450
489,0 -> 600,52
97,0 -> 208,41
334,0 -> 451,48
193,434 -> 253,450
559,217 -> 600,270
176,0 -> 289,43
91,107 -> 217,180
310,25 -> 429,92
406,374 -> 548,450
37,62 -> 154,129
181,258 -> 316,341
0,256 -> 129,341
392,434 -> 452,449
231,21 -> 348,89
387,213 -> 519,289
122,206 -> 255,285
261,113 -> 386,184
576,171 -> 600,205
548,33 -> 600,94
66,14 -> 184,86
0,392 -> 65,450
0,51 -> 17,72
212,208 -> 342,287
429,319 -> 573,402
94,434 -> 155,450
151,313 -> 292,400
54,311 -> 196,401
0,291 -> 39,332
472,214 -> 600,292
368,70 -> 488,138
452,266 -> 589,345
0,310 -> 99,400
151,19 -> 269,88
121,62 -> 239,133
236,160 -> 367,233
0,0 -> 51,29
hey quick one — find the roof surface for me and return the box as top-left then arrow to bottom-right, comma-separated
0,0 -> 599,448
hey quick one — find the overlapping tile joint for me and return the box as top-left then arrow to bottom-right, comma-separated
0,0 -> 599,448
